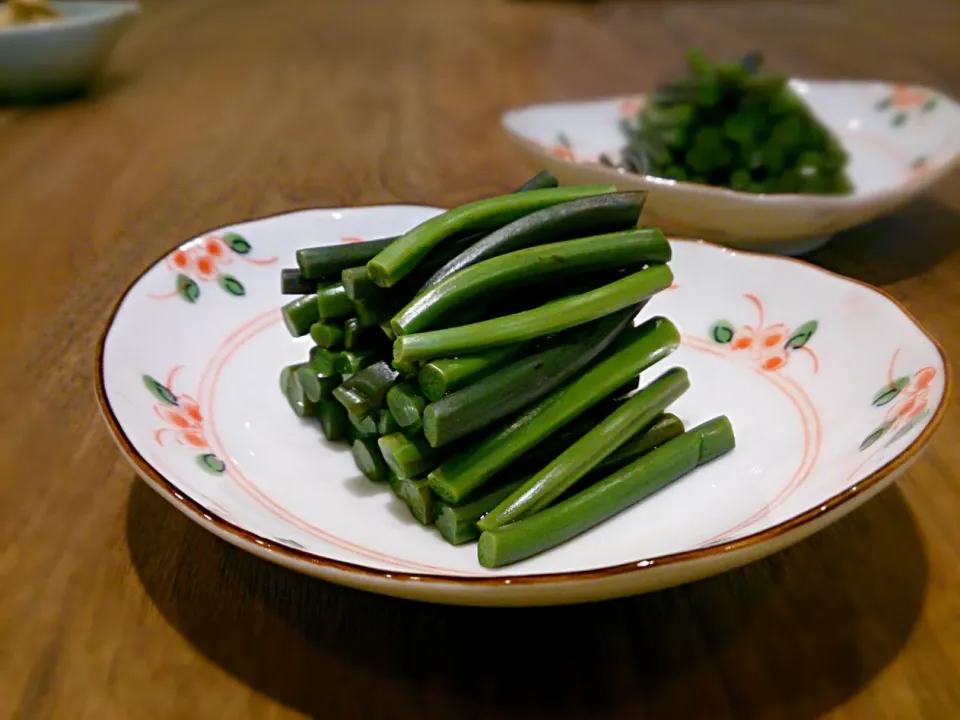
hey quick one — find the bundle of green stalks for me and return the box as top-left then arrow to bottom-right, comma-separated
279,171 -> 735,568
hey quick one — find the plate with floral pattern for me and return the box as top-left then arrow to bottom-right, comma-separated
95,205 -> 949,606
503,80 -> 960,255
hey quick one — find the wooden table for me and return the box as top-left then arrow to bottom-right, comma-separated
2,0 -> 959,717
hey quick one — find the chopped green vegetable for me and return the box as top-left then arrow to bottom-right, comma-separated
394,477 -> 437,525
422,308 -> 636,448
332,361 -> 400,418
348,410 -> 379,440
376,409 -> 400,436
393,228 -> 670,336
620,50 -> 852,195
394,265 -> 673,363
420,191 -> 649,290
318,400 -> 349,441
309,322 -> 345,349
477,416 -> 735,568
283,370 -> 316,418
352,437 -> 391,482
335,348 -> 383,376
297,238 -> 395,281
418,343 -> 528,402
479,367 -> 690,529
309,346 -> 339,375
386,382 -> 427,433
436,479 -> 526,545
317,283 -> 355,320
378,432 -> 440,480
295,366 -> 341,403
282,294 -> 320,337
427,316 -> 680,503
367,185 -> 616,288
281,268 -> 316,295
341,266 -> 381,301
343,318 -> 371,349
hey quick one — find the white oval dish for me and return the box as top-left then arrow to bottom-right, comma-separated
96,205 -> 949,606
502,80 -> 960,255
0,1 -> 139,100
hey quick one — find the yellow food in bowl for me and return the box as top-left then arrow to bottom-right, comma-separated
0,0 -> 61,28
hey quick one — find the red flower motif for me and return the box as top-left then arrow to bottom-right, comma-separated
171,249 -> 191,271
151,232 -> 278,302
204,235 -> 226,259
913,366 -> 936,391
760,347 -> 790,372
618,97 -> 643,119
758,323 -> 789,349
884,366 -> 935,424
891,84 -> 929,109
154,393 -> 208,449
194,253 -> 217,280
730,332 -> 753,351
164,242 -> 221,283
710,295 -> 819,374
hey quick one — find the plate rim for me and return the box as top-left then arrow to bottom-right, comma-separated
94,205 -> 953,588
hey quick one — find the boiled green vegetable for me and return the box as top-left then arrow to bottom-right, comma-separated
392,228 -> 670,336
386,382 -> 427,434
281,294 -> 320,338
394,265 -> 673,363
479,367 -> 690,529
333,361 -> 400,418
367,185 -> 616,288
352,437 -> 390,482
477,416 -> 735,568
420,191 -> 650,290
427,316 -> 680,503
281,268 -> 316,295
417,343 -> 528,402
422,308 -> 636,448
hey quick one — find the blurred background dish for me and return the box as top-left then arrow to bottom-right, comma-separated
503,79 -> 960,255
0,0 -> 139,101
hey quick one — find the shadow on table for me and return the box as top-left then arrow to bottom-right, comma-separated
0,74 -> 131,108
805,196 -> 960,287
127,479 -> 928,719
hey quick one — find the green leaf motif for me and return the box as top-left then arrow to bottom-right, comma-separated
922,98 -> 939,113
557,132 -> 572,148
197,453 -> 226,475
891,112 -> 908,128
224,232 -> 252,255
176,273 -> 200,303
219,274 -> 246,296
860,421 -> 893,451
784,320 -> 818,350
872,376 -> 910,407
874,97 -> 892,111
709,320 -> 735,344
143,375 -> 178,405
886,409 -> 932,446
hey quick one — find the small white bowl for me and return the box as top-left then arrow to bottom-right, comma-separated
502,80 -> 960,255
95,204 -> 949,606
0,1 -> 139,100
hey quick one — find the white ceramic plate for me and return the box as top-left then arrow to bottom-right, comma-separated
0,1 -> 139,100
502,80 -> 960,255
96,205 -> 949,606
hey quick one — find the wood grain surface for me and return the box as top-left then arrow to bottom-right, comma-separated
2,0 -> 959,717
